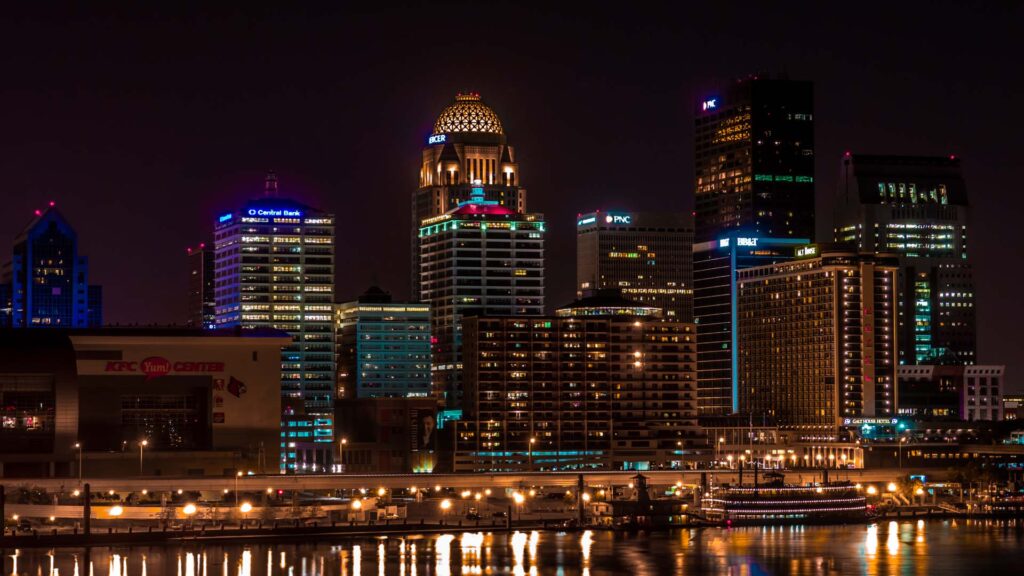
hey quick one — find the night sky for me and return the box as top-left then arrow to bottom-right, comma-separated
1,3 -> 1021,389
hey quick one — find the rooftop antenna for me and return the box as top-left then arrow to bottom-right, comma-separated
264,171 -> 278,197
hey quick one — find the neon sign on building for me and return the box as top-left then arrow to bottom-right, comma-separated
247,208 -> 302,218
702,98 -> 718,111
427,134 -> 446,144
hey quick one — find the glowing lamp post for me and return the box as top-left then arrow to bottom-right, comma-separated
513,492 -> 525,521
138,439 -> 148,476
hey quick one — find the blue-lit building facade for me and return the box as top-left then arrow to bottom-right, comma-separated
213,177 -> 336,472
693,234 -> 809,415
0,206 -> 102,328
835,154 -> 975,365
335,287 -> 431,399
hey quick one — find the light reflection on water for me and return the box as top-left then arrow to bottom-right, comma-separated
2,520 -> 1023,576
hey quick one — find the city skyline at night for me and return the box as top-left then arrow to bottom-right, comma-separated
0,3 -> 1020,390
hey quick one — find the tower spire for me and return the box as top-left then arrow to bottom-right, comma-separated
264,171 -> 278,197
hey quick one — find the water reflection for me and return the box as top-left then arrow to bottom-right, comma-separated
3,521 -> 1024,576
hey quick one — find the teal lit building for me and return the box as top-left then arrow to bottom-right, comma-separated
835,154 -> 975,365
335,287 -> 431,399
419,184 -> 545,408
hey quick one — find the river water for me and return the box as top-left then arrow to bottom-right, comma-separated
4,520 -> 1022,575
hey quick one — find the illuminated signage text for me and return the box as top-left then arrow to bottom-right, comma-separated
604,214 -> 633,225
218,213 -> 233,223
702,98 -> 718,111
247,208 -> 302,218
427,134 -> 446,144
796,245 -> 818,258
737,237 -> 758,247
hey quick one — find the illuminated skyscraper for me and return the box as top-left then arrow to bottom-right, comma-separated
1,204 -> 102,328
213,174 -> 336,470
419,185 -> 544,408
335,286 -> 431,399
693,234 -> 809,415
412,93 -> 526,297
576,210 -> 694,321
735,247 -> 899,431
834,154 -> 975,365
694,77 -> 815,243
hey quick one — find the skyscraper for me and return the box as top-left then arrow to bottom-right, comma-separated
693,234 -> 809,415
419,185 -> 545,408
1,204 -> 102,328
335,286 -> 431,399
186,240 -> 216,329
735,246 -> 899,431
213,174 -> 336,469
576,210 -> 694,321
835,154 -> 975,365
412,93 -> 527,297
694,77 -> 815,243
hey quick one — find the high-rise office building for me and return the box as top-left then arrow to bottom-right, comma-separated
576,210 -> 694,321
213,175 -> 336,470
335,286 -> 431,399
412,93 -> 527,297
735,247 -> 899,431
419,185 -> 545,408
694,77 -> 815,243
692,234 -> 809,415
186,241 -> 216,329
454,292 -> 700,472
835,154 -> 975,365
1,204 -> 102,328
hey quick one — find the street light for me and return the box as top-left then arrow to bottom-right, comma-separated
439,499 -> 452,516
74,442 -> 83,484
235,471 -> 244,506
108,505 -> 123,517
513,492 -> 525,521
240,501 -> 253,523
138,439 -> 148,476
716,437 -> 725,467
529,437 -> 536,471
339,438 -> 348,473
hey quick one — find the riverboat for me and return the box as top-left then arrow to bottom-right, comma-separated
701,474 -> 868,525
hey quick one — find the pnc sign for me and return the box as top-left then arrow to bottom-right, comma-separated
104,357 -> 226,381
702,98 -> 718,111
604,214 -> 633,225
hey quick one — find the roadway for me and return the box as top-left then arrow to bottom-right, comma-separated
0,468 -> 927,493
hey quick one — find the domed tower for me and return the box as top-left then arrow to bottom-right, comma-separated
411,93 -> 527,296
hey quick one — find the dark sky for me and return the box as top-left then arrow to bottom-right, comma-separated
1,3 -> 1021,389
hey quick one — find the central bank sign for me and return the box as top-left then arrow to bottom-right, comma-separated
247,208 -> 302,218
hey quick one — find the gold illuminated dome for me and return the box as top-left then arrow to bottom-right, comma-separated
432,93 -> 504,137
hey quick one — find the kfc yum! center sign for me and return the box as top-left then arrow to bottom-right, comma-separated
104,357 -> 225,381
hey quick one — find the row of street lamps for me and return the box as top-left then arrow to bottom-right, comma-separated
74,438 -> 148,482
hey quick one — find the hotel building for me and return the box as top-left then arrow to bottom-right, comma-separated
694,76 -> 815,243
335,286 -> 431,399
735,247 -> 899,432
576,211 -> 694,321
453,292 -> 700,472
419,185 -> 545,408
213,175 -> 336,470
835,154 -> 975,365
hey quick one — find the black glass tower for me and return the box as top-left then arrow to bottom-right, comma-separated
694,77 -> 815,243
